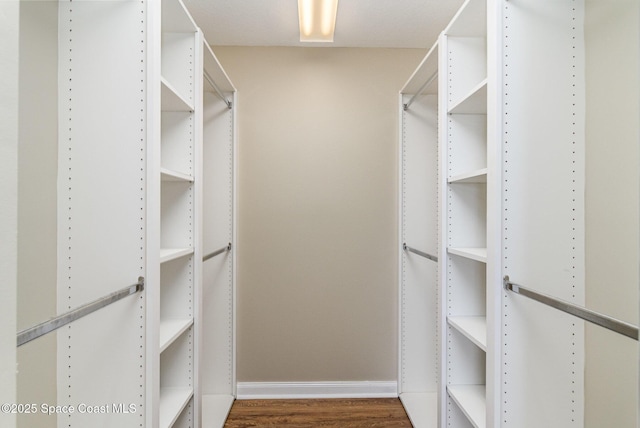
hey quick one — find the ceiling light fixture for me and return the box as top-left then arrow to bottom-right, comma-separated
298,0 -> 339,43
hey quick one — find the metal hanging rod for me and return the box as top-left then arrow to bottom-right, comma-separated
503,276 -> 638,341
203,242 -> 232,262
203,70 -> 232,109
17,277 -> 145,347
403,71 -> 438,111
403,243 -> 438,262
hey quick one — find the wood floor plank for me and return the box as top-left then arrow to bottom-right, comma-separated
224,398 -> 413,427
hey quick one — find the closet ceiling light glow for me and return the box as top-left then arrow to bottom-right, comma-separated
298,0 -> 339,42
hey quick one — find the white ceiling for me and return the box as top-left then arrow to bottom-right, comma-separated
182,0 -> 465,49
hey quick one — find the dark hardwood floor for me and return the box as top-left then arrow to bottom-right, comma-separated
223,398 -> 413,427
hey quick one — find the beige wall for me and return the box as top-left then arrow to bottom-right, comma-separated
585,1 -> 639,426
213,46 -> 424,382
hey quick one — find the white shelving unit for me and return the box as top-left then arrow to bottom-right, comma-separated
398,41 -> 440,428
155,0 -> 200,425
19,1 -> 235,427
149,1 -> 236,427
438,0 -> 495,426
399,1 -> 588,427
200,38 -> 237,427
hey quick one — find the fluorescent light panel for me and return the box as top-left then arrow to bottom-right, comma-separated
298,0 -> 338,42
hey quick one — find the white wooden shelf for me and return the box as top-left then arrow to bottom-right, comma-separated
159,318 -> 193,353
449,79 -> 487,114
161,168 -> 194,182
448,316 -> 487,352
202,394 -> 235,428
448,247 -> 487,263
159,387 -> 193,428
161,77 -> 194,112
160,247 -> 194,264
399,392 -> 437,428
447,385 -> 486,428
449,168 -> 487,183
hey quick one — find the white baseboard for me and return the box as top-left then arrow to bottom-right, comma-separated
236,381 -> 398,400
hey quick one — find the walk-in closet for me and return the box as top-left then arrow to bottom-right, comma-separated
2,0 -> 638,427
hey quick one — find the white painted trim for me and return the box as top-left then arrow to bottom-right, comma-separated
397,92 -> 405,396
236,381 -> 398,400
231,90 -> 238,398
